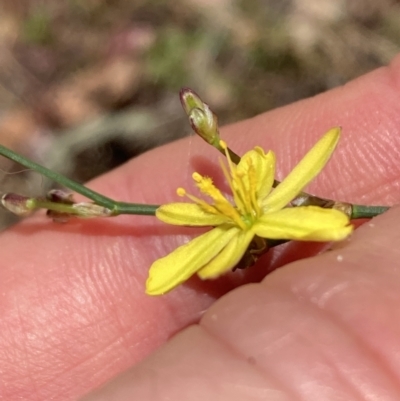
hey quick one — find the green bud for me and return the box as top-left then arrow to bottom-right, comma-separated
179,87 -> 204,115
180,87 -> 220,147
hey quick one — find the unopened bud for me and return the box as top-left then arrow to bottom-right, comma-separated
179,87 -> 205,115
179,88 -> 220,146
1,193 -> 35,216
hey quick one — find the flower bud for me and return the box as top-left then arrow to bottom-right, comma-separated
179,87 -> 204,115
179,88 -> 220,146
1,193 -> 35,216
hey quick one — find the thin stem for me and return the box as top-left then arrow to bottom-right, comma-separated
351,204 -> 390,219
0,144 -> 159,216
0,144 -> 391,220
33,199 -> 82,215
113,202 -> 159,216
214,144 -> 241,164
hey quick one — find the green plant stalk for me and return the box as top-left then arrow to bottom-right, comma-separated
0,144 -> 159,216
351,204 -> 390,219
0,144 -> 390,220
30,199 -> 85,215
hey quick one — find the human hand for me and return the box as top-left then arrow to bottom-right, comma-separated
3,56 -> 400,401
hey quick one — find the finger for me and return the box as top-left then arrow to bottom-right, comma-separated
81,205 -> 400,401
3,55 -> 400,400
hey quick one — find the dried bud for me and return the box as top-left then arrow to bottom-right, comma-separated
1,193 -> 35,216
46,190 -> 74,222
47,189 -> 74,204
47,202 -> 112,223
47,210 -> 71,223
332,201 -> 352,218
179,87 -> 220,146
72,203 -> 113,218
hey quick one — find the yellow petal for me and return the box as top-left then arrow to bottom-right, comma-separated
256,149 -> 276,200
253,206 -> 352,241
262,127 -> 341,212
237,148 -> 276,201
156,203 -> 228,226
197,229 -> 255,279
146,225 -> 239,295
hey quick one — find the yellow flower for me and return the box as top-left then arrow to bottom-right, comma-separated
146,128 -> 353,295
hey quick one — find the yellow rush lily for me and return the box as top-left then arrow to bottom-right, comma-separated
146,128 -> 353,295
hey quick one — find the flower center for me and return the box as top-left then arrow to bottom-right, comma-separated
177,141 -> 262,231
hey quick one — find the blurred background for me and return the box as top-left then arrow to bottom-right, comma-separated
0,0 -> 400,226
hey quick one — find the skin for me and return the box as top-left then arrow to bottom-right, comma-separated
2,56 -> 400,401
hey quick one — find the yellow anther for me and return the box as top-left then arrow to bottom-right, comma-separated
196,177 -> 216,194
192,172 -> 202,182
177,188 -> 186,197
219,140 -> 227,150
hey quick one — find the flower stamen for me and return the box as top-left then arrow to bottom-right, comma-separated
247,160 -> 262,217
177,187 -> 218,215
220,140 -> 261,220
178,176 -> 247,229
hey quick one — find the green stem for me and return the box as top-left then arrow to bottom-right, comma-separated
0,144 -> 391,220
32,199 -> 81,215
351,204 -> 389,219
215,144 -> 241,164
112,202 -> 159,216
0,144 -> 159,216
